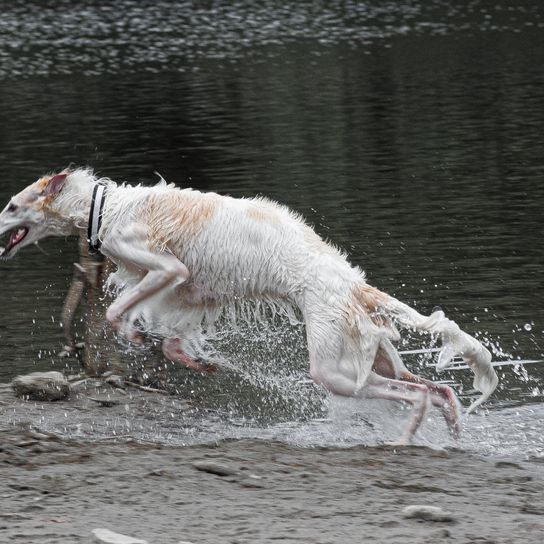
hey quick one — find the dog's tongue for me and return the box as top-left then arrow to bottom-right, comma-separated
7,228 -> 25,249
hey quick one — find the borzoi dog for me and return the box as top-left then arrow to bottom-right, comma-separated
0,168 -> 498,443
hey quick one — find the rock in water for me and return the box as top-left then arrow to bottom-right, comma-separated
11,371 -> 70,401
402,504 -> 454,522
91,528 -> 148,544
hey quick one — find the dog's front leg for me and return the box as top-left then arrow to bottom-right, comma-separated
162,338 -> 217,373
101,226 -> 189,340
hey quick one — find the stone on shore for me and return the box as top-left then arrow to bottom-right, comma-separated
192,460 -> 238,477
402,504 -> 455,522
91,528 -> 148,544
11,371 -> 70,401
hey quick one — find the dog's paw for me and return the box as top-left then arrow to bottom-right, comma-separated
118,328 -> 146,345
195,361 -> 218,374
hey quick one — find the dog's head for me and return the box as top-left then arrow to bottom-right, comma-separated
0,172 -> 69,259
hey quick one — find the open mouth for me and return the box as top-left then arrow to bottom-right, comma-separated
0,227 -> 29,257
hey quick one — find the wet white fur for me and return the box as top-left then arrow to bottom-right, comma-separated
0,167 -> 498,441
45,169 -> 498,415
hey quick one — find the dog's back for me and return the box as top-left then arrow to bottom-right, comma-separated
117,186 -> 365,307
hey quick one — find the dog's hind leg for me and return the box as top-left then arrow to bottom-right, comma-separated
310,354 -> 431,445
364,372 -> 431,445
373,342 -> 462,437
360,285 -> 498,413
399,372 -> 461,437
162,338 -> 217,373
306,322 -> 429,444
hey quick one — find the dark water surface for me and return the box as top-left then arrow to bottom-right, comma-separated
0,1 -> 543,431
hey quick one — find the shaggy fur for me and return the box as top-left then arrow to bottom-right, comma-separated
0,168 -> 499,444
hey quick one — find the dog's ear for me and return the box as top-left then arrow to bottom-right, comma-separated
43,173 -> 68,197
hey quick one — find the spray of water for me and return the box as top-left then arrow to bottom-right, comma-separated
7,304 -> 543,457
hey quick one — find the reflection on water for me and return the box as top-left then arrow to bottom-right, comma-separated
0,1 -> 543,77
0,2 -> 543,436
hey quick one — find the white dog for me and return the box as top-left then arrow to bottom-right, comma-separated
0,168 -> 498,443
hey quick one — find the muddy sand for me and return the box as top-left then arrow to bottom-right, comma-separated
1,383 -> 543,544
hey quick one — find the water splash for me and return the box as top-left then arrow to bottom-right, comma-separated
3,314 -> 543,458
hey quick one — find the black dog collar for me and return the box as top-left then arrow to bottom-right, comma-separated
87,183 -> 107,254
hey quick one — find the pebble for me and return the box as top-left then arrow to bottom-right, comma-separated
91,528 -> 148,544
429,528 -> 451,539
87,396 -> 122,407
0,512 -> 31,519
11,371 -> 70,401
494,461 -> 523,470
192,460 -> 238,477
105,375 -> 127,390
402,505 -> 455,522
239,477 -> 265,489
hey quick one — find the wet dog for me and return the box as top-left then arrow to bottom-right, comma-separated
0,168 -> 498,443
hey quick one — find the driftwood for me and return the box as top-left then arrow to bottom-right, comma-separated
60,232 -> 121,376
60,232 -> 168,388
124,381 -> 170,395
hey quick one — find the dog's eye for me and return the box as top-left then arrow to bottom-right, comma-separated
7,203 -> 18,213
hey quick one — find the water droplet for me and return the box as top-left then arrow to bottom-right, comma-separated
524,323 -> 532,331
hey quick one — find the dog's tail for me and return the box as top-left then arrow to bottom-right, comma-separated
358,284 -> 498,413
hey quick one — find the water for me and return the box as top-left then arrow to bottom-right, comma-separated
0,1 -> 543,453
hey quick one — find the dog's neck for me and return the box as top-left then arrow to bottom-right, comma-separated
48,170 -> 110,232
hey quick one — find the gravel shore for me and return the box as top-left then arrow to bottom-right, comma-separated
1,423 -> 543,544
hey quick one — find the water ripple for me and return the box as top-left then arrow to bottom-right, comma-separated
1,1 -> 543,78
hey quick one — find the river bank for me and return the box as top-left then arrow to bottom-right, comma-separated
1,406 -> 543,543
